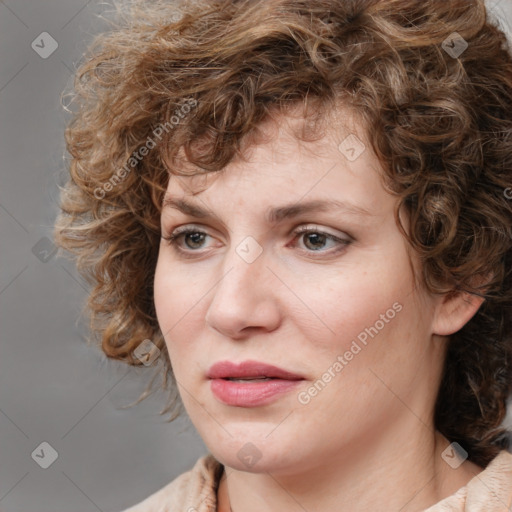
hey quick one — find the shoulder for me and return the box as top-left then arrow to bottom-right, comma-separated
425,450 -> 512,512
120,453 -> 224,512
464,450 -> 512,510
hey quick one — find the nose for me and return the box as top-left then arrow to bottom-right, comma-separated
204,246 -> 281,339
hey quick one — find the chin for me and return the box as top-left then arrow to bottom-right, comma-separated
203,432 -> 304,474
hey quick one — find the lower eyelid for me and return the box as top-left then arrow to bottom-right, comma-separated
293,238 -> 351,255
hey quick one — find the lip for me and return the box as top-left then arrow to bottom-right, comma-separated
207,360 -> 304,380
207,360 -> 304,407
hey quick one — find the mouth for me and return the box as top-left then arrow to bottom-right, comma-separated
223,377 -> 275,382
207,360 -> 305,407
207,360 -> 304,381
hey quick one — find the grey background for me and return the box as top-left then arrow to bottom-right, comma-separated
1,1 -> 511,511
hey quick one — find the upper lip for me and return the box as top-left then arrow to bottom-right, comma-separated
207,360 -> 304,380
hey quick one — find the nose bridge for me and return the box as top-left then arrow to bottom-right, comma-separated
212,239 -> 267,309
217,233 -> 268,292
205,237 -> 280,336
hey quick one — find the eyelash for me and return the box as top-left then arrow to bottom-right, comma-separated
162,225 -> 352,258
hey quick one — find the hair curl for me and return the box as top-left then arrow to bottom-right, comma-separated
55,0 -> 512,466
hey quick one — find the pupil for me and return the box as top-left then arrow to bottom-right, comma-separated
186,233 -> 204,248
305,233 -> 326,250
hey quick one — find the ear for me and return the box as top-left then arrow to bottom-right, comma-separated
432,289 -> 486,336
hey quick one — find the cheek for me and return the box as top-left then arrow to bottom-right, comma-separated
292,272 -> 427,428
153,253 -> 209,365
154,256 -> 176,333
292,258 -> 413,358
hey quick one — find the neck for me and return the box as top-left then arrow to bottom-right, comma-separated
217,426 -> 482,512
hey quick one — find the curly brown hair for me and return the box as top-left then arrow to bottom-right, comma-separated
55,0 -> 512,467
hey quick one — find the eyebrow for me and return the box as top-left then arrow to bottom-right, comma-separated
162,196 -> 374,224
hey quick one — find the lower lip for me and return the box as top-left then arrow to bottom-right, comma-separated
210,378 -> 303,407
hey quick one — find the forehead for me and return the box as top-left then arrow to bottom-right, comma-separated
165,102 -> 364,176
162,106 -> 391,218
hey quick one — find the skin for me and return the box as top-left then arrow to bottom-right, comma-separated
153,106 -> 484,512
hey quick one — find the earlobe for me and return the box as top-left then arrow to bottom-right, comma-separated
432,289 -> 486,336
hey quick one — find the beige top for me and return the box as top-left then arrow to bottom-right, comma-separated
122,450 -> 512,512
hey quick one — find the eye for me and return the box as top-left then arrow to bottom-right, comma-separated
291,226 -> 352,254
162,226 -> 213,252
161,224 -> 352,258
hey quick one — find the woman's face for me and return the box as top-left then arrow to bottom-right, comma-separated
154,110 -> 446,476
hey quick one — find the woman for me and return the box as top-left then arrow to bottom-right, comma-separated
55,0 -> 512,510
